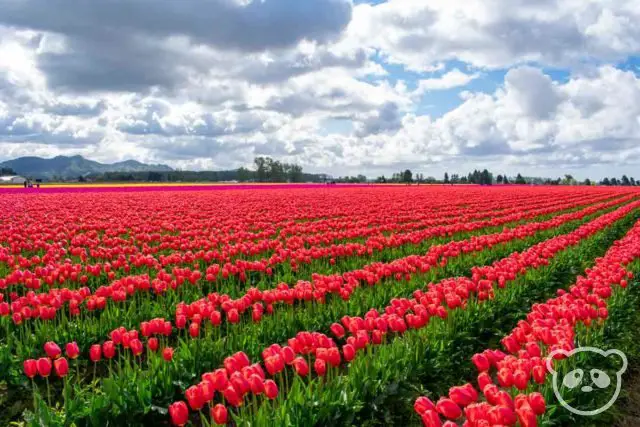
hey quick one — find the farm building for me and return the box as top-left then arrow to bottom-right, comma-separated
0,175 -> 28,184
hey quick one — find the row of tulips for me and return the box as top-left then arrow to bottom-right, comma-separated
11,194 -> 633,424
1,191 -> 611,298
171,197 -> 636,330
3,190 -> 594,293
166,200 -> 640,425
413,219 -> 640,427
3,193 -> 625,331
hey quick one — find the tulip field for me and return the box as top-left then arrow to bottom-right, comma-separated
3,185 -> 640,426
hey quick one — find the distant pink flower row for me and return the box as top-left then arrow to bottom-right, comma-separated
0,183 -> 375,194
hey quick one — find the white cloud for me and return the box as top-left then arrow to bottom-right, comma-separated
0,0 -> 639,179
415,69 -> 480,92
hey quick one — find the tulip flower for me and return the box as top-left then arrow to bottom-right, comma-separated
211,404 -> 228,425
65,342 -> 80,360
37,358 -> 52,378
264,379 -> 278,400
103,341 -> 116,359
89,345 -> 102,362
44,342 -> 62,359
414,396 -> 436,415
435,398 -> 462,420
163,347 -> 174,362
54,357 -> 69,377
169,401 -> 189,426
23,359 -> 37,379
528,392 -> 546,415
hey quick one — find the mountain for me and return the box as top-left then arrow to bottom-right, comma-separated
0,155 -> 173,179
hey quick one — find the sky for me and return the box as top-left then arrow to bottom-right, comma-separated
1,0 -> 640,180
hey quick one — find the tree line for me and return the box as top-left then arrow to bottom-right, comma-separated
87,157 -> 327,183
0,167 -> 17,176
368,170 -> 639,186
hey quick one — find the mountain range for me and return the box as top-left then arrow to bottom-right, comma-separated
0,155 -> 173,179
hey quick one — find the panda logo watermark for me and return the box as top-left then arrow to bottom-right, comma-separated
546,347 -> 628,416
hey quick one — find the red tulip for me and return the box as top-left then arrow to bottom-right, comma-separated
227,309 -> 240,324
497,368 -> 514,388
435,398 -> 462,420
314,358 -> 327,376
169,401 -> 189,426
37,357 -> 52,377
264,379 -> 278,400
211,404 -> 228,425
477,372 -> 492,391
471,353 -> 490,372
189,322 -> 199,338
414,396 -> 436,415
89,344 -> 102,362
292,357 -> 309,376
449,386 -> 474,407
342,343 -> 356,362
528,392 -> 546,415
130,338 -> 144,356
44,342 -> 62,359
330,322 -> 345,338
65,342 -> 80,360
54,357 -> 69,377
222,385 -> 242,407
163,347 -> 174,362
23,359 -> 37,379
185,385 -> 204,410
421,409 -> 443,427
532,365 -> 546,384
103,341 -> 116,359
148,337 -> 159,352
516,406 -> 538,427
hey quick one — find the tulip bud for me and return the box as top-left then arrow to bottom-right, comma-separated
37,357 -> 52,378
54,357 -> 69,377
163,347 -> 175,362
264,379 -> 278,400
89,344 -> 102,362
169,401 -> 189,426
23,359 -> 37,379
211,404 -> 228,425
44,341 -> 62,359
65,342 -> 80,360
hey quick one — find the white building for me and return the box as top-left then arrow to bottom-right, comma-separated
0,175 -> 28,184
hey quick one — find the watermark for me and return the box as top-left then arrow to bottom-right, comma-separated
546,346 -> 628,416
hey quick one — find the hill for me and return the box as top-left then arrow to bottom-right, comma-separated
0,155 -> 174,179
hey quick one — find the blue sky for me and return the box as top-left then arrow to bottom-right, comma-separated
0,0 -> 639,180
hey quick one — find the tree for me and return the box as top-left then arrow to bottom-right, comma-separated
286,164 -> 304,182
515,173 -> 527,185
503,175 -> 510,184
583,178 -> 592,186
631,177 -> 637,186
622,175 -> 631,186
444,172 -> 449,184
148,171 -> 162,182
402,169 -> 413,183
0,167 -> 16,176
237,167 -> 251,182
480,169 -> 492,185
78,175 -> 87,183
497,174 -> 503,184
601,177 -> 611,186
254,157 -> 267,182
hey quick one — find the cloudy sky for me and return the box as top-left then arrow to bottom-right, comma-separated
1,0 -> 639,180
